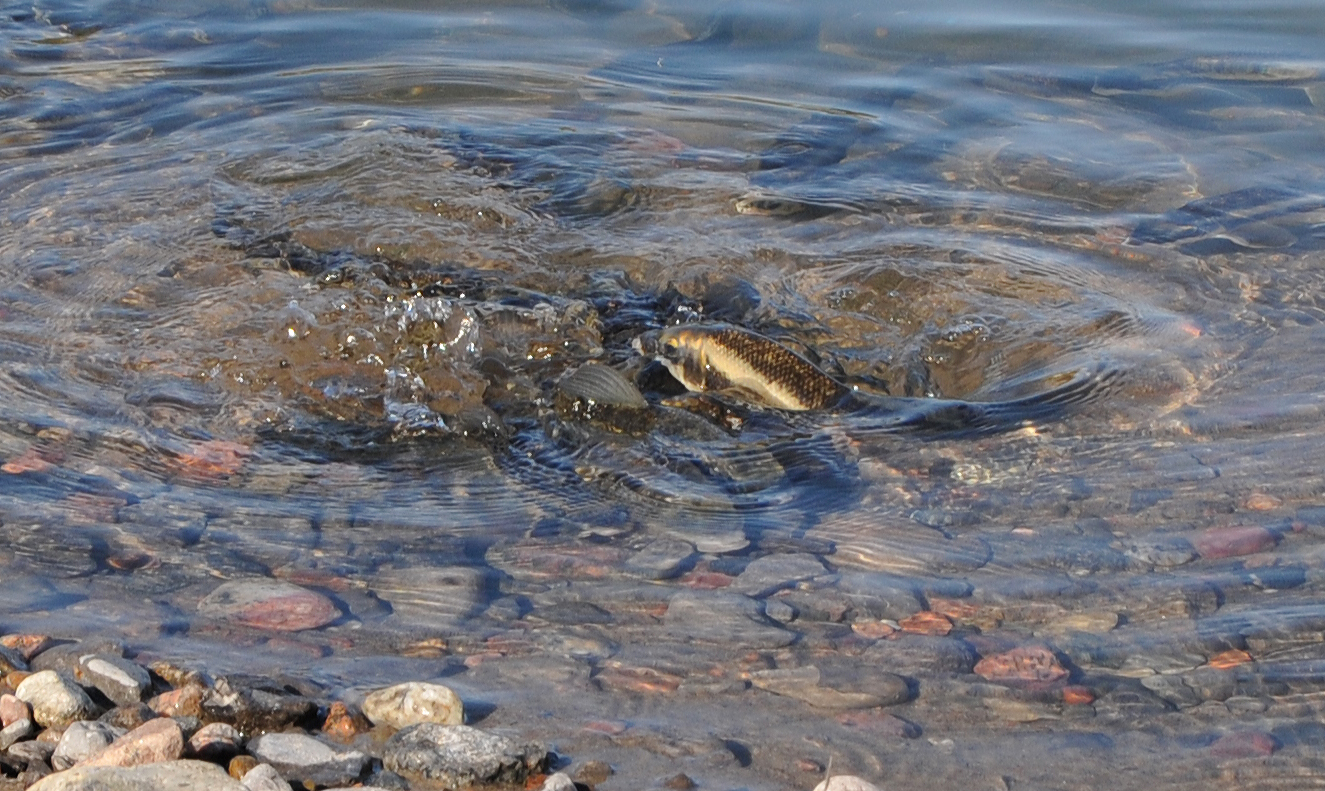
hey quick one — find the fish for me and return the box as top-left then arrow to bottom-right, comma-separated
633,323 -> 1115,434
632,324 -> 851,411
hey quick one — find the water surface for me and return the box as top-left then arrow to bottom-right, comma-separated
4,0 -> 1325,788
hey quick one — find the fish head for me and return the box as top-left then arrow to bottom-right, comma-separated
633,326 -> 711,392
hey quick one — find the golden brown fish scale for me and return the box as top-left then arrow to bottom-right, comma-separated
702,327 -> 849,410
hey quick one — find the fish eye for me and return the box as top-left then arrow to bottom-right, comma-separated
662,339 -> 678,356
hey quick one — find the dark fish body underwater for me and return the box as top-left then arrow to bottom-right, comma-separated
634,324 -> 1113,435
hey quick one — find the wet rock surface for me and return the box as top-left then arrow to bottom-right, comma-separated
76,656 -> 150,707
382,724 -> 549,787
664,592 -> 796,648
246,732 -> 368,787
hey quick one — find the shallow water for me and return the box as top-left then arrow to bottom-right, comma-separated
4,0 -> 1325,787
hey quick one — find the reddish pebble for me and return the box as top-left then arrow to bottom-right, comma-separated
188,722 -> 243,761
1,693 -> 31,727
850,620 -> 896,640
229,754 -> 259,780
1062,686 -> 1095,705
1208,649 -> 1253,670
2,447 -> 55,474
198,579 -> 339,632
974,646 -> 1069,688
147,684 -> 205,719
1210,731 -> 1278,758
400,638 -> 449,659
678,571 -> 734,590
322,701 -> 371,743
1192,526 -> 1277,559
928,598 -> 980,622
1243,493 -> 1282,511
0,634 -> 55,662
595,666 -> 682,695
264,636 -> 330,658
898,611 -> 953,636
582,720 -> 628,736
835,709 -> 919,738
82,717 -> 184,767
106,551 -> 158,571
172,439 -> 251,479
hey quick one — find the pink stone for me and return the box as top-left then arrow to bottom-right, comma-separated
973,646 -> 1070,689
1192,526 -> 1277,559
188,722 -> 243,761
1,693 -> 31,728
147,684 -> 205,719
1210,730 -> 1278,758
82,717 -> 184,768
199,580 -> 339,632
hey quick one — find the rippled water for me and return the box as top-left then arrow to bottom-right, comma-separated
5,0 -> 1325,787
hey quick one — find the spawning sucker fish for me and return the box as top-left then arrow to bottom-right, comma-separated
633,324 -> 1111,434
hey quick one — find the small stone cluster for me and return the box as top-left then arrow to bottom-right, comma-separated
0,635 -> 549,790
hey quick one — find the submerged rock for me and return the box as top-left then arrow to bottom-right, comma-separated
664,591 -> 796,648
198,579 -> 339,632
749,665 -> 910,709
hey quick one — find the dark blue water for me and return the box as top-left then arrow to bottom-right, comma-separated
4,0 -> 1325,788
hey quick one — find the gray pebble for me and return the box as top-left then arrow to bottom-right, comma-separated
242,762 -> 292,791
625,538 -> 695,580
664,591 -> 796,648
0,644 -> 28,674
247,732 -> 369,788
0,717 -> 34,751
730,553 -> 828,597
749,665 -> 909,709
6,738 -> 55,766
863,634 -> 977,675
374,566 -> 493,626
835,572 -> 923,621
383,723 -> 548,787
764,598 -> 797,623
79,655 -> 152,707
1123,536 -> 1198,568
52,720 -> 126,770
1139,673 -> 1202,708
31,640 -> 126,676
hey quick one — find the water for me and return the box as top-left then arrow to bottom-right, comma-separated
4,0 -> 1325,787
